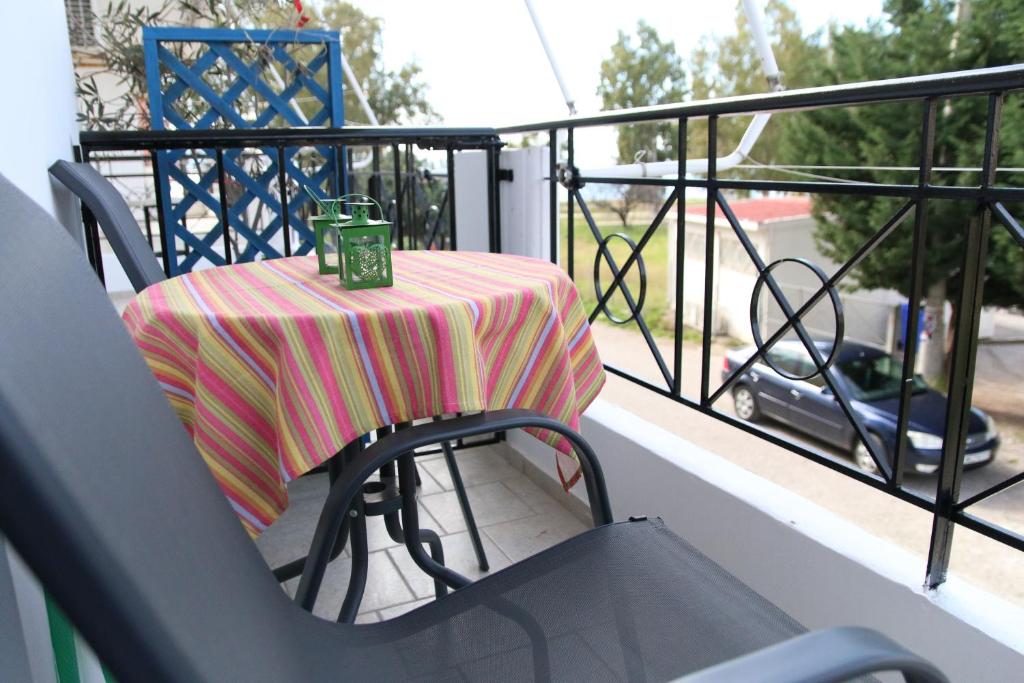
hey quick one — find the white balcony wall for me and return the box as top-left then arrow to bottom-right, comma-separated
0,1 -> 80,240
0,3 -> 81,680
497,146 -> 552,261
453,150 -> 489,253
0,4 -> 86,681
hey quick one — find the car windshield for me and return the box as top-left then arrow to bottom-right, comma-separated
837,352 -> 928,401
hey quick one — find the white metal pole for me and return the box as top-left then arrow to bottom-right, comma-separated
585,113 -> 772,177
580,0 -> 781,178
741,0 -> 782,90
337,32 -> 377,170
339,40 -> 380,126
523,0 -> 577,115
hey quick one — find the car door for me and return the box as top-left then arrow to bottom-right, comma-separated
784,349 -> 849,447
753,347 -> 803,423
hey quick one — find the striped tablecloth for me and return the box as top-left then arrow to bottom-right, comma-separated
123,251 -> 605,536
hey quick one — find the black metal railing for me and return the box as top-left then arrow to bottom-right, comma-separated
77,65 -> 1024,591
78,127 -> 504,282
499,64 -> 1024,589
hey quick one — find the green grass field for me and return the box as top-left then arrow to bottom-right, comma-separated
561,204 -> 703,340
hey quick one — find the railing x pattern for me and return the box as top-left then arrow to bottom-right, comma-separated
502,65 -> 1024,588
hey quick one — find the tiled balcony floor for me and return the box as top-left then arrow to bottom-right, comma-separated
254,445 -> 589,623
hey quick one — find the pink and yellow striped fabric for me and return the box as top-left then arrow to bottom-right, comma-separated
123,251 -> 605,537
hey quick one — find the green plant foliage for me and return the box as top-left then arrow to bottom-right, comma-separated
74,0 -> 436,130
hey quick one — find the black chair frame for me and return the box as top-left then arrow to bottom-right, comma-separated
292,410 -> 613,614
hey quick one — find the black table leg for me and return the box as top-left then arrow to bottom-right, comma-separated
271,443 -> 357,583
441,438 -> 489,571
337,495 -> 369,623
397,453 -> 471,590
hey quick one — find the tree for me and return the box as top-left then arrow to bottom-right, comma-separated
602,185 -> 665,227
686,1 -> 826,162
320,2 -> 437,125
597,21 -> 687,163
593,2 -> 825,172
782,0 -> 1024,380
75,0 -> 436,130
73,0 -> 170,129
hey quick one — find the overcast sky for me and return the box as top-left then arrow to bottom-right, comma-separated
325,1 -> 886,168
362,0 -> 885,126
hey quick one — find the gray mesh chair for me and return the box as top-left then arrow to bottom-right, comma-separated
49,160 -> 166,292
0,173 -> 947,682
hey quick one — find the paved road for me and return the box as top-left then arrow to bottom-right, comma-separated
590,323 -> 1024,606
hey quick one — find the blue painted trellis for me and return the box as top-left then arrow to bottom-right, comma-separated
143,27 -> 345,274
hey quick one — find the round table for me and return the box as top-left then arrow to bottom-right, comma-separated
123,251 -> 605,536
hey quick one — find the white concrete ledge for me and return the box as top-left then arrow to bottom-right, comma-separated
508,398 -> 1024,682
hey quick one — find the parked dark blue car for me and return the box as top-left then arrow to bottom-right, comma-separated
723,340 -> 999,474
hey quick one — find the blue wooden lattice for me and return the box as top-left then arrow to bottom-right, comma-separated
143,27 -> 344,274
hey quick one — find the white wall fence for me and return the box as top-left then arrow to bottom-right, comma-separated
762,282 -> 899,350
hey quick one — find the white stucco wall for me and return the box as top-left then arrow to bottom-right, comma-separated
455,147 -> 550,258
666,214 -> 911,347
0,1 -> 81,236
497,147 -> 551,261
0,3 -> 81,681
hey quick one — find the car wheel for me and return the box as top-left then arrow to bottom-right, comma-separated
733,385 -> 760,422
852,433 -> 886,474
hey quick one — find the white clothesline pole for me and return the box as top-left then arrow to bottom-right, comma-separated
585,113 -> 772,178
339,40 -> 380,127
742,0 -> 782,91
581,0 -> 781,179
523,0 -> 577,115
337,31 -> 378,169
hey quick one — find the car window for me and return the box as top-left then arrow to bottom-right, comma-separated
766,346 -> 822,384
836,351 -> 926,400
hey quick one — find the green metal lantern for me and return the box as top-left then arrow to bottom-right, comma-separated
311,211 -> 347,275
336,194 -> 393,290
304,191 -> 351,276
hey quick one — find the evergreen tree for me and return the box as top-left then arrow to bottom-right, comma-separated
597,21 -> 687,163
782,0 -> 1024,380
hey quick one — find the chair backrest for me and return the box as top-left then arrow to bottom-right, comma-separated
0,174 -> 311,682
49,160 -> 166,292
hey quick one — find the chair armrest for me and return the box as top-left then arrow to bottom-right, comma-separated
676,627 -> 948,683
293,409 -> 612,609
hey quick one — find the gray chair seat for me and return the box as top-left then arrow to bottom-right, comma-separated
328,517 -> 802,681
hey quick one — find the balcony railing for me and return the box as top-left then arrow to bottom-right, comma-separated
78,127 -> 505,281
78,64 -> 1024,591
500,64 -> 1024,590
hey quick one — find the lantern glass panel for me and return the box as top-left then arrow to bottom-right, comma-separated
312,212 -> 350,275
340,223 -> 393,290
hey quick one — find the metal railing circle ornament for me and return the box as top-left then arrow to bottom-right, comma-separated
749,257 -> 845,381
593,233 -> 647,325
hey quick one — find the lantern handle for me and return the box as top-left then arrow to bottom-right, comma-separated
337,193 -> 387,222
303,185 -> 337,219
